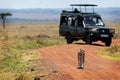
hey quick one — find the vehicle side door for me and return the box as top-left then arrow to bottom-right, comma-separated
73,17 -> 86,37
66,17 -> 77,36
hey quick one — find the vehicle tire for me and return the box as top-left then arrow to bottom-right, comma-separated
66,33 -> 73,44
105,37 -> 112,46
85,35 -> 92,44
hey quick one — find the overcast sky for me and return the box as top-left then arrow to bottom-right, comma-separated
0,0 -> 120,9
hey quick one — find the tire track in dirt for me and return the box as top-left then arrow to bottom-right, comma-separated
37,39 -> 120,80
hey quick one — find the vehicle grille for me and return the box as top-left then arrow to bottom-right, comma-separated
98,29 -> 109,34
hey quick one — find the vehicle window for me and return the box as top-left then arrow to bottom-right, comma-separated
73,17 -> 83,27
71,18 -> 75,26
96,18 -> 104,26
71,17 -> 80,26
60,16 -> 68,26
84,16 -> 104,27
60,16 -> 83,27
77,17 -> 83,27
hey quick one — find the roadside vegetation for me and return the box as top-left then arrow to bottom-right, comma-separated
97,45 -> 120,61
0,23 -> 65,80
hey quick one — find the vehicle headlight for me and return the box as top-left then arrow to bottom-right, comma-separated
91,28 -> 98,32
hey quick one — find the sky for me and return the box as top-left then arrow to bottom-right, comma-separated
0,0 -> 120,9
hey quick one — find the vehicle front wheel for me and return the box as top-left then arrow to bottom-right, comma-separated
105,37 -> 112,46
66,34 -> 73,44
85,35 -> 92,44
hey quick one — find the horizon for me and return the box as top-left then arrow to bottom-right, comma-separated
0,7 -> 120,10
0,0 -> 120,9
0,7 -> 120,23
0,6 -> 120,10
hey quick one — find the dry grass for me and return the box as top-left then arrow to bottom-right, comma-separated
3,23 -> 59,37
96,45 -> 120,61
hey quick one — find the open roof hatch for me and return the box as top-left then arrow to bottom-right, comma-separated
70,4 -> 98,13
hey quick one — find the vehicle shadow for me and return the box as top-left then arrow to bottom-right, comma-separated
74,42 -> 105,47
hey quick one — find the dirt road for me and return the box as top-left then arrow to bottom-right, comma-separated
38,39 -> 120,80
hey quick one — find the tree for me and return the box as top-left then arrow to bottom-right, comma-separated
0,13 -> 12,29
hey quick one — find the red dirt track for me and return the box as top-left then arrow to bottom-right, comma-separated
38,39 -> 120,80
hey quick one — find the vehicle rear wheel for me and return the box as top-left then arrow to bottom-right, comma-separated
66,33 -> 73,44
105,37 -> 112,46
85,35 -> 92,44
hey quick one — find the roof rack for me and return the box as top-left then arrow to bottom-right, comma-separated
70,4 -> 97,7
70,4 -> 98,13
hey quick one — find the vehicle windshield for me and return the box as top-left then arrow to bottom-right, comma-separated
84,16 -> 104,27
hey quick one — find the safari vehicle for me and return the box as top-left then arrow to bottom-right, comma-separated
59,4 -> 115,46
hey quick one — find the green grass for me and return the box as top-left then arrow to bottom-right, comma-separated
96,45 -> 120,61
14,40 -> 41,50
0,41 -> 40,79
100,55 -> 120,61
0,51 -> 39,80
0,22 -> 65,80
1,53 -> 21,72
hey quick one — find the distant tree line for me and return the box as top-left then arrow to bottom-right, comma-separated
0,13 -> 12,29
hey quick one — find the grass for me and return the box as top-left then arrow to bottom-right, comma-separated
13,40 -> 41,50
0,40 -> 40,79
0,22 -> 65,80
96,45 -> 120,61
